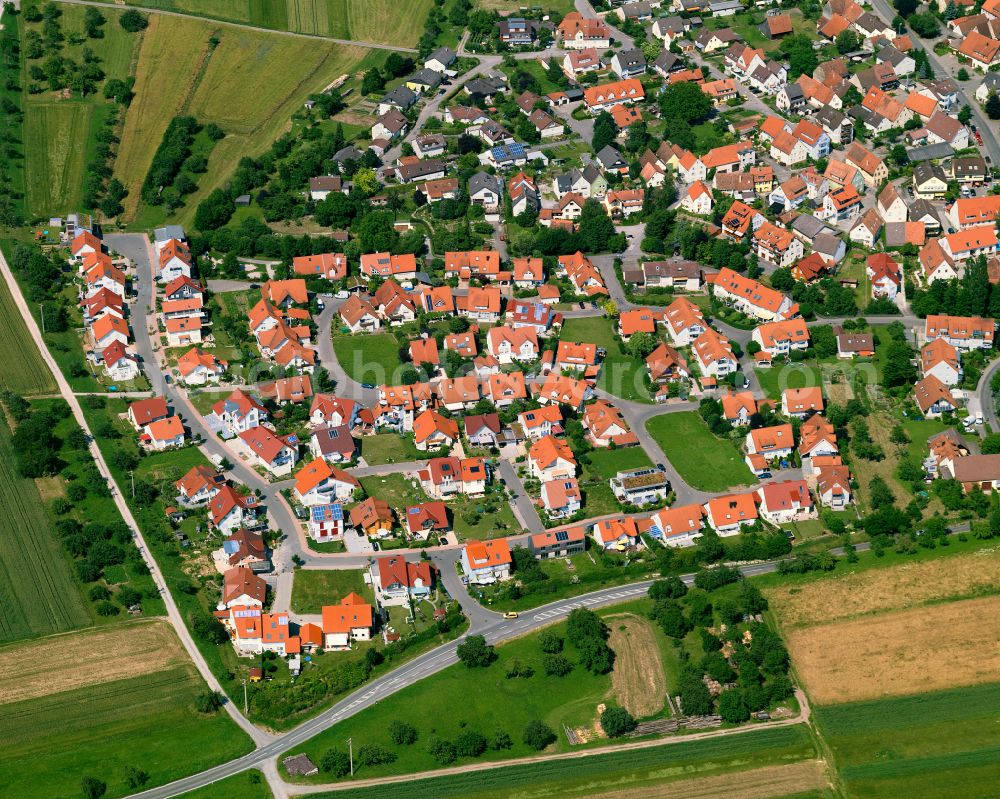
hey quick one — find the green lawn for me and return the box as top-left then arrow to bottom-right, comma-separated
332,333 -> 404,386
586,446 -> 653,480
451,492 -> 519,540
560,317 -> 654,403
360,472 -> 427,511
284,616 -> 628,781
173,772 -> 272,799
358,433 -> 423,465
755,364 -> 825,402
291,568 -> 373,614
646,412 -> 754,492
0,667 -> 254,799
188,389 -> 232,417
815,683 -> 1000,799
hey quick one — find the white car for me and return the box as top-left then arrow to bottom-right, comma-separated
335,291 -> 349,299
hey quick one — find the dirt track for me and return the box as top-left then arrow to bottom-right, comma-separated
0,620 -> 187,705
607,614 -> 667,718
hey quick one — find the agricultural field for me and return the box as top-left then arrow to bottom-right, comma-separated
129,0 -> 434,45
0,415 -> 90,644
0,276 -> 57,396
768,545 -> 1000,704
0,652 -> 254,799
114,14 -> 376,224
298,726 -> 822,796
19,4 -> 141,217
291,568 -> 373,614
332,333 -> 404,386
645,412 -> 754,492
765,548 -> 1000,629
815,683 -> 1000,799
784,594 -> 1000,705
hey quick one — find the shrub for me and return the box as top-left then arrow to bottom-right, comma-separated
456,635 -> 496,668
600,706 -> 637,737
538,630 -> 563,653
358,744 -> 396,767
428,737 -> 457,764
319,749 -> 351,777
543,654 -> 573,676
194,690 -> 224,713
522,719 -> 556,750
388,720 -> 417,745
454,730 -> 487,757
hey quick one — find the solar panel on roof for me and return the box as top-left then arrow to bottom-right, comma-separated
555,531 -> 568,542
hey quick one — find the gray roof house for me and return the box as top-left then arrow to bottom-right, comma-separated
595,145 -> 627,172
425,47 -> 457,73
468,172 -> 503,204
379,85 -> 418,113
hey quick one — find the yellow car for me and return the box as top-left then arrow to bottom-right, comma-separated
503,611 -> 519,620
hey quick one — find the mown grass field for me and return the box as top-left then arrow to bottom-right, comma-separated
645,412 -> 754,492
114,14 -> 375,224
815,683 -> 1000,799
131,0 -> 433,45
297,725 -> 820,795
291,568 -> 372,614
586,446 -> 653,480
0,413 -> 90,644
332,333 -> 404,386
0,666 -> 254,799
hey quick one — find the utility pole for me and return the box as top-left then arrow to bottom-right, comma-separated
347,738 -> 354,776
39,303 -> 45,334
242,678 -> 248,715
129,470 -> 135,498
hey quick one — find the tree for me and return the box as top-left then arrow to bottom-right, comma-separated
123,766 -> 149,790
454,730 -> 488,757
676,667 -> 713,715
84,6 -> 106,37
389,719 -> 418,745
626,331 -> 657,359
522,719 -> 556,750
354,167 -> 380,196
194,189 -> 235,231
648,576 -> 687,601
81,776 -> 107,799
194,690 -> 224,713
835,29 -> 860,54
986,93 -> 1000,120
358,744 -> 396,766
957,69 -> 970,83
659,81 -> 712,125
982,434 -> 1000,455
600,706 -> 637,737
491,729 -> 513,750
718,689 -> 751,723
543,654 -> 573,676
320,749 -> 352,776
781,34 -> 818,78
361,68 -> 385,95
538,630 -> 563,653
592,111 -> 617,154
119,9 -> 148,31
456,634 -> 496,667
428,738 -> 457,764
908,13 -> 940,37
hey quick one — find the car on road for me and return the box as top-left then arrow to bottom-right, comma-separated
371,542 -> 380,551
164,374 -> 172,383
361,383 -> 375,389
503,612 -> 519,619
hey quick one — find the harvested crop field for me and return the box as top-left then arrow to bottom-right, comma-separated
589,760 -> 830,799
766,548 -> 1000,628
607,614 -> 665,718
786,595 -> 1000,705
0,620 -> 187,704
